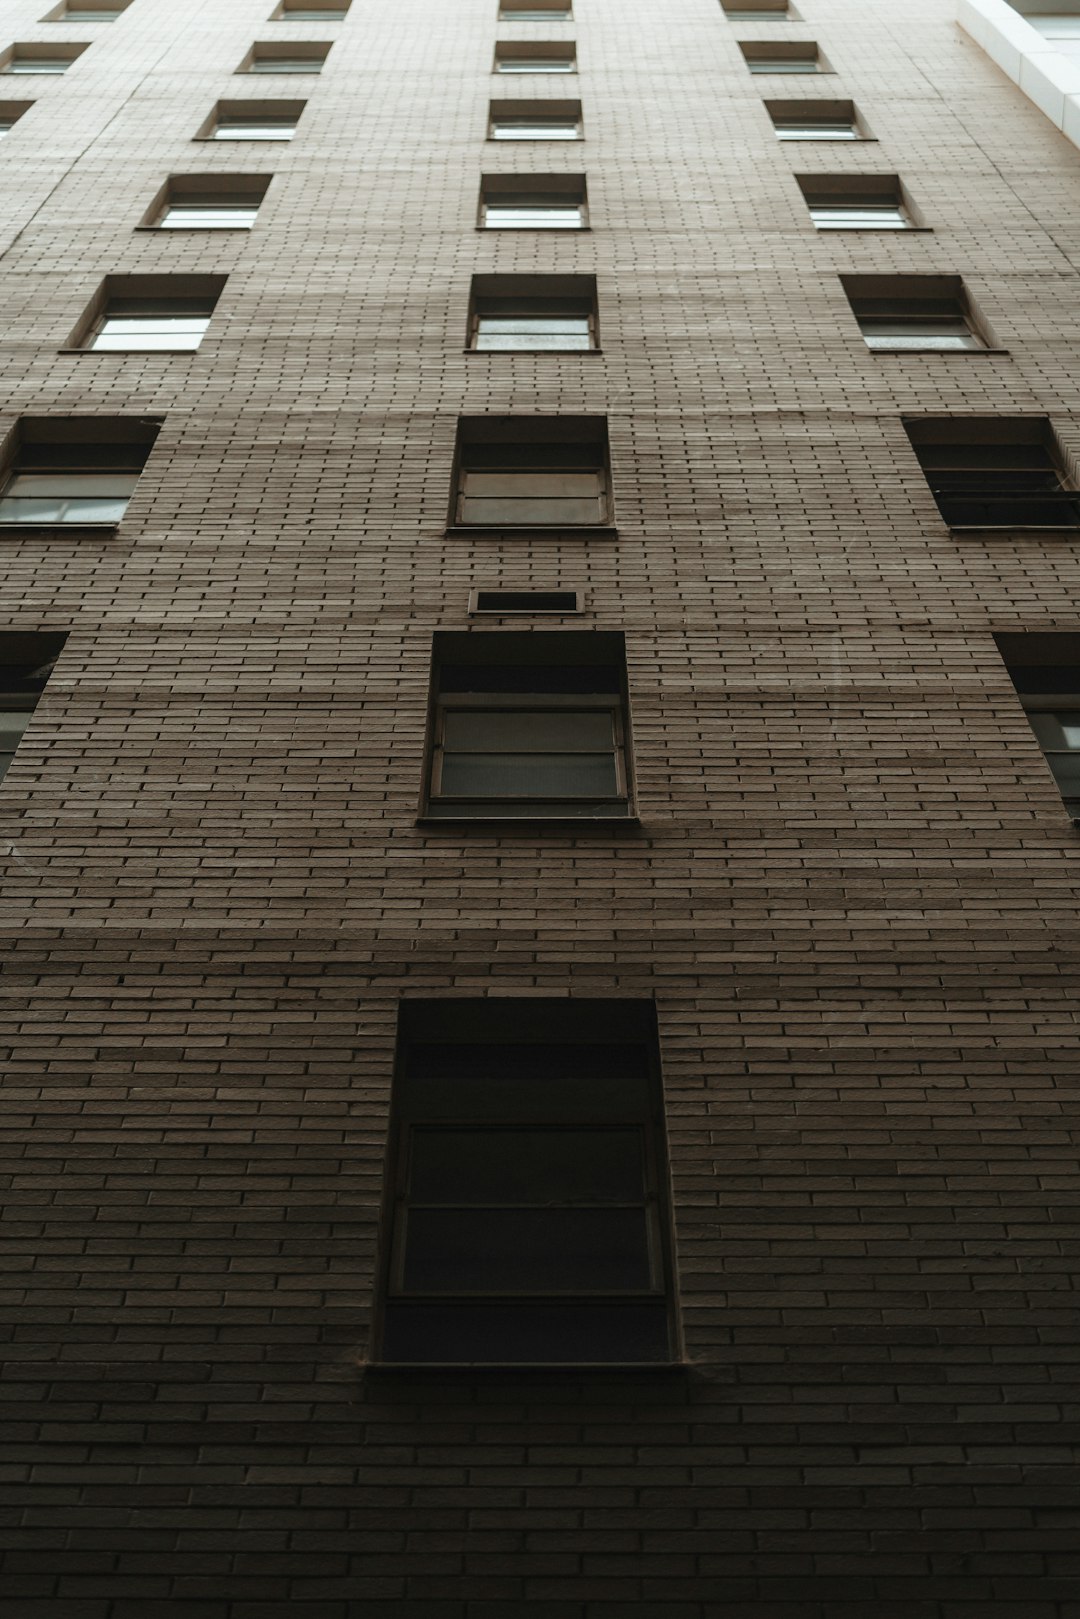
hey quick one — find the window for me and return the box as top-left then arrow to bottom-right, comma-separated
0,418 -> 160,528
468,274 -> 597,351
766,98 -> 862,139
42,0 -> 130,16
73,275 -> 226,352
1016,8 -> 1080,39
272,0 -> 349,15
0,633 -> 66,787
499,0 -> 572,16
377,998 -> 675,1366
423,631 -> 630,821
841,275 -> 986,352
798,174 -> 916,229
494,41 -> 576,72
469,588 -> 583,613
739,41 -> 824,72
479,173 -> 587,229
996,634 -> 1080,819
905,419 -> 1080,529
200,99 -> 304,140
1,43 -> 88,73
722,0 -> 792,14
0,101 -> 32,137
489,97 -> 581,138
451,416 -> 611,530
239,41 -> 331,72
144,174 -> 271,230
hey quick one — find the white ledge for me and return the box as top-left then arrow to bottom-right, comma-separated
959,0 -> 1080,147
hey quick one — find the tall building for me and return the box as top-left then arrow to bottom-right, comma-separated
1,0 -> 1079,1612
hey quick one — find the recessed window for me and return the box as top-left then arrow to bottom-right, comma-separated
739,40 -> 824,72
494,41 -> 576,72
451,416 -> 611,530
1015,7 -> 1080,38
0,633 -> 66,787
479,173 -> 586,229
905,419 -> 1080,529
144,175 -> 271,231
766,98 -> 862,139
489,97 -> 581,139
722,0 -> 792,14
272,0 -> 349,15
42,0 -> 129,16
422,631 -> 632,821
73,275 -> 226,353
0,101 -> 33,137
1,42 -> 88,73
995,633 -> 1080,819
239,41 -> 331,72
499,0 -> 572,16
376,998 -> 675,1366
469,588 -> 583,614
798,174 -> 916,229
469,274 -> 597,351
0,418 -> 160,528
201,99 -> 304,140
841,275 -> 986,352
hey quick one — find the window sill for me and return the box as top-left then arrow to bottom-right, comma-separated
445,523 -> 617,538
416,814 -> 641,832
464,347 -> 602,355
812,224 -> 933,233
780,134 -> 877,142
476,225 -> 591,232
133,224 -> 254,232
56,346 -> 201,355
867,345 -> 1010,355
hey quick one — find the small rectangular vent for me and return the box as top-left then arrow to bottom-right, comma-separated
470,589 -> 582,614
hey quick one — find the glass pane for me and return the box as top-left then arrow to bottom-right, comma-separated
91,317 -> 209,351
749,58 -> 818,71
213,123 -> 295,139
492,120 -> 579,139
463,471 -> 601,497
0,125 -> 11,137
501,7 -> 573,15
483,205 -> 582,227
496,58 -> 575,72
461,496 -> 603,523
811,206 -> 906,227
478,316 -> 590,334
440,752 -> 618,797
0,495 -> 130,523
3,473 -> 138,497
381,1299 -> 671,1364
1029,15 -> 1080,35
159,206 -> 257,228
409,1128 -> 645,1203
0,710 -> 31,755
1028,711 -> 1080,749
476,329 -> 591,350
1044,752 -> 1080,797
402,1207 -> 653,1292
6,61 -> 70,73
249,58 -> 322,71
443,709 -> 613,751
282,8 -> 347,16
776,123 -> 856,139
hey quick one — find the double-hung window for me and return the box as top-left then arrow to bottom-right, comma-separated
424,631 -> 632,821
0,418 -> 159,527
0,634 -> 66,787
376,998 -> 677,1365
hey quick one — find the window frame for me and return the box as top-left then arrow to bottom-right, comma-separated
0,418 -> 160,531
467,275 -> 599,353
493,40 -> 577,72
0,633 -> 66,788
906,418 -> 1080,530
478,173 -> 589,232
138,175 -> 272,232
449,416 -> 612,532
841,275 -> 991,352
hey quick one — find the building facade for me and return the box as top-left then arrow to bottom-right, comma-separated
1,0 -> 1079,1612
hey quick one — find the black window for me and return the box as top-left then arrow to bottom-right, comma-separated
423,630 -> 633,821
996,633 -> 1080,819
0,632 -> 66,785
376,998 -> 677,1366
906,419 -> 1080,528
0,417 -> 160,528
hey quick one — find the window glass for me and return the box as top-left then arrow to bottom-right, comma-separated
475,300 -> 592,350
860,319 -> 978,350
159,203 -> 258,228
460,470 -> 604,524
89,315 -> 212,352
1027,14 -> 1080,35
810,204 -> 907,228
775,119 -> 856,139
249,55 -> 323,71
5,58 -> 70,73
0,471 -> 138,524
409,1127 -> 644,1203
491,116 -> 579,138
213,118 -> 295,139
747,55 -> 817,71
496,54 -> 575,72
0,708 -> 31,780
483,200 -> 583,228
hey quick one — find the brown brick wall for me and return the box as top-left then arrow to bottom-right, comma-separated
1,0 -> 1079,1612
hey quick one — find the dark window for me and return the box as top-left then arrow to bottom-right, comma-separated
76,275 -> 226,352
240,41 -> 332,73
0,417 -> 160,528
797,173 -> 913,228
0,101 -> 34,136
452,416 -> 610,528
0,633 -> 66,786
494,40 -> 576,72
488,97 -> 582,140
145,174 -> 272,231
906,419 -> 1079,528
202,99 -> 305,140
272,0 -> 350,16
469,588 -> 583,614
766,98 -> 860,140
468,273 -> 597,351
423,630 -> 632,820
996,633 -> 1080,819
740,40 -> 823,72
2,42 -> 89,73
841,274 -> 984,351
376,998 -> 677,1365
43,0 -> 130,15
723,0 -> 790,14
499,0 -> 572,16
479,172 -> 587,229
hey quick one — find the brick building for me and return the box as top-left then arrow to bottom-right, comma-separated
1,0 -> 1079,1612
